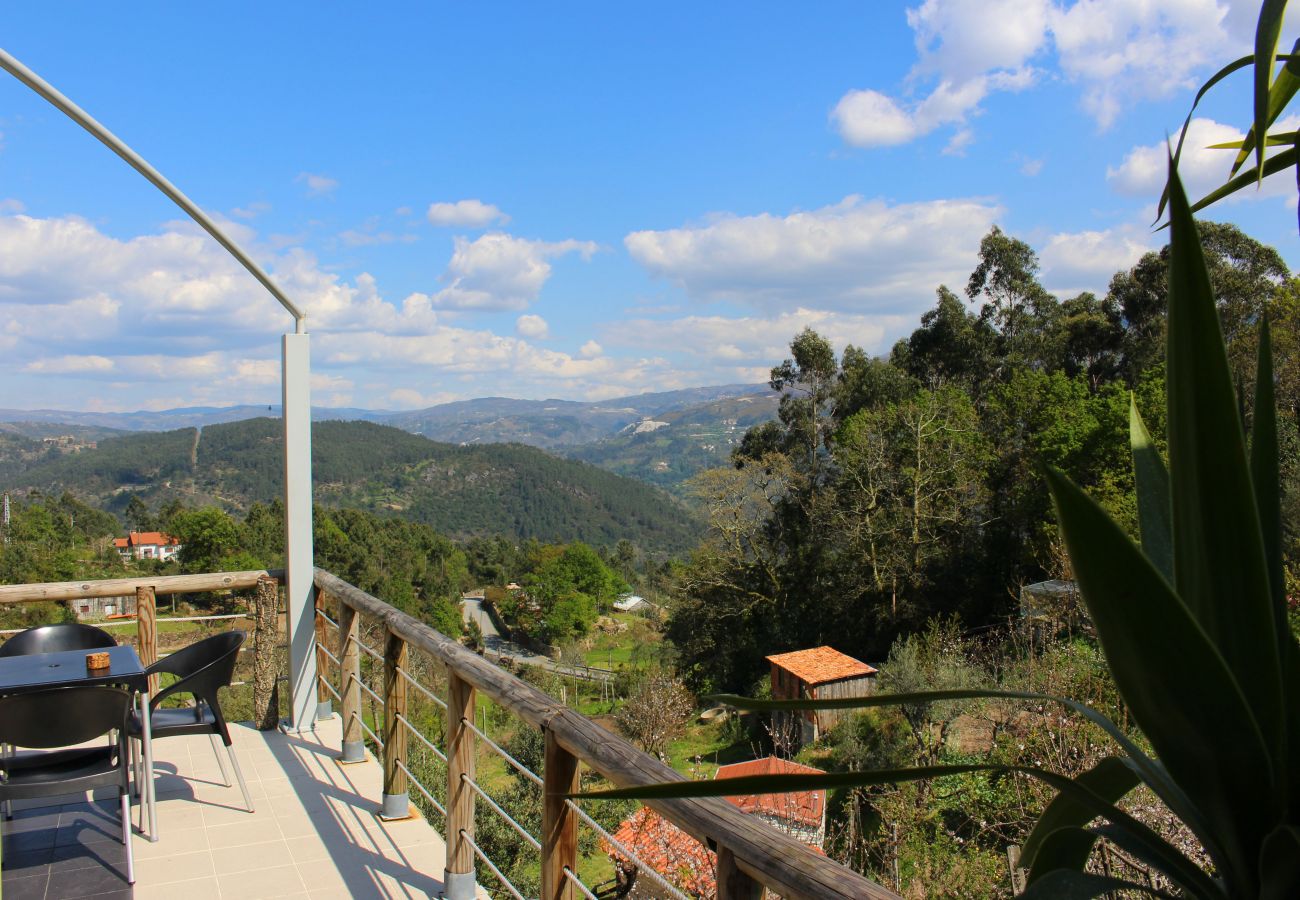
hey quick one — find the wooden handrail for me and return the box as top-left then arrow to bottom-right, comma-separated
0,570 -> 282,604
314,568 -> 897,900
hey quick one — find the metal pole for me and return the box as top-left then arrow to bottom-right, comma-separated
0,47 -> 318,732
283,333 -> 316,733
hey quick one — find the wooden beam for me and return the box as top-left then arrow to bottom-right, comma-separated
251,575 -> 280,730
718,846 -> 764,900
541,728 -> 579,900
336,599 -> 364,761
445,669 -> 476,884
135,585 -> 158,695
382,629 -> 409,818
314,590 -> 330,714
0,570 -> 282,605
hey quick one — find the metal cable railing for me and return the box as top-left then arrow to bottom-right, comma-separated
311,571 -> 895,900
463,830 -> 527,900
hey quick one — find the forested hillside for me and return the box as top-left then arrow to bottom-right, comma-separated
0,419 -> 701,553
565,393 -> 780,495
670,220 -> 1300,695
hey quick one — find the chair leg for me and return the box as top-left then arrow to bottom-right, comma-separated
120,790 -> 135,885
210,733 -> 231,787
226,742 -> 254,813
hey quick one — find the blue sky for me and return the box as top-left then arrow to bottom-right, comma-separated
1,1 -> 1296,411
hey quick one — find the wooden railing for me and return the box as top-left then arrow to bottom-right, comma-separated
0,569 -> 285,717
2,569 -> 898,898
314,569 -> 897,900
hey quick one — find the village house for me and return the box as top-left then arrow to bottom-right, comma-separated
113,530 -> 182,562
767,645 -> 877,748
605,757 -> 829,898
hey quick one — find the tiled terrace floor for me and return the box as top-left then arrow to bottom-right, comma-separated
1,715 -> 451,899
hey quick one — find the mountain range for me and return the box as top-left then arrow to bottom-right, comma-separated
0,418 -> 702,553
0,383 -> 779,493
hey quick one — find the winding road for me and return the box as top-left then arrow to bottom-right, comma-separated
461,594 -> 613,683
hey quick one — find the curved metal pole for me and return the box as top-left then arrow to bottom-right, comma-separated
0,46 -> 305,331
0,46 -> 319,736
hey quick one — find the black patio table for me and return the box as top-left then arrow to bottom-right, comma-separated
0,644 -> 157,840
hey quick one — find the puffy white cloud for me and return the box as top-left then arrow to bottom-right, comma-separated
1039,226 -> 1155,295
1107,116 -> 1298,203
296,172 -> 339,198
606,308 -> 911,371
431,233 -> 597,311
426,199 -> 510,228
837,0 -> 1258,148
578,340 -> 602,358
625,195 -> 1000,314
516,314 -> 550,339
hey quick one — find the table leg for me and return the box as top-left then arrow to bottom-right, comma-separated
140,688 -> 157,842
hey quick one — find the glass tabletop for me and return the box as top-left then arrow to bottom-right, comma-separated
0,644 -> 147,693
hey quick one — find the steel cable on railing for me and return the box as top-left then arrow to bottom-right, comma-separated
349,709 -> 385,751
317,676 -> 342,703
562,867 -> 601,900
564,798 -> 692,900
396,713 -> 447,762
316,643 -> 341,667
462,717 -> 543,786
459,773 -> 541,850
394,758 -> 445,817
462,830 -> 527,900
315,607 -> 340,631
396,666 -> 448,710
349,634 -> 384,662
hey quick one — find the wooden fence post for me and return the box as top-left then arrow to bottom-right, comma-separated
251,575 -> 280,730
337,603 -> 365,763
381,629 -> 410,820
717,845 -> 763,900
445,669 -> 477,900
541,728 -> 579,900
314,590 -> 331,721
134,585 -> 158,695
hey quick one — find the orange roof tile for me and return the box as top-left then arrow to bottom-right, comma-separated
112,537 -> 129,549
126,531 -> 179,547
605,806 -> 716,897
765,646 -> 876,685
715,756 -> 826,828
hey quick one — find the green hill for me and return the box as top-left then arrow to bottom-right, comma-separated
0,418 -> 701,553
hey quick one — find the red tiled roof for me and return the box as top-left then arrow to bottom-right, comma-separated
123,531 -> 180,547
766,646 -> 876,685
715,756 -> 826,828
112,537 -> 129,549
605,807 -> 717,898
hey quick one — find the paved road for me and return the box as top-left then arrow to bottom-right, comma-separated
461,595 -> 613,683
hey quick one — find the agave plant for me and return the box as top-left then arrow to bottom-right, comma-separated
1159,0 -> 1300,231
581,162 -> 1300,898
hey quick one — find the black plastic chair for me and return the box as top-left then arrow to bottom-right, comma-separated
126,630 -> 253,822
0,622 -> 117,657
0,686 -> 136,884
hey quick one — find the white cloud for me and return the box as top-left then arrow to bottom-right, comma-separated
625,195 -> 1000,313
1039,225 -> 1155,295
579,340 -> 602,358
516,314 -> 550,339
1107,116 -> 1299,203
431,233 -> 597,311
23,355 -> 114,374
836,0 -> 1259,148
231,201 -> 270,220
606,308 -> 910,366
426,199 -> 510,228
296,172 -> 338,198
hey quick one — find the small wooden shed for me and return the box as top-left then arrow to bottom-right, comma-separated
767,646 -> 877,747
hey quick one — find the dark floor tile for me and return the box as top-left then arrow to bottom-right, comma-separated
2,808 -> 61,836
0,872 -> 50,900
46,861 -> 131,898
1,845 -> 53,877
4,825 -> 58,852
49,840 -> 128,875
